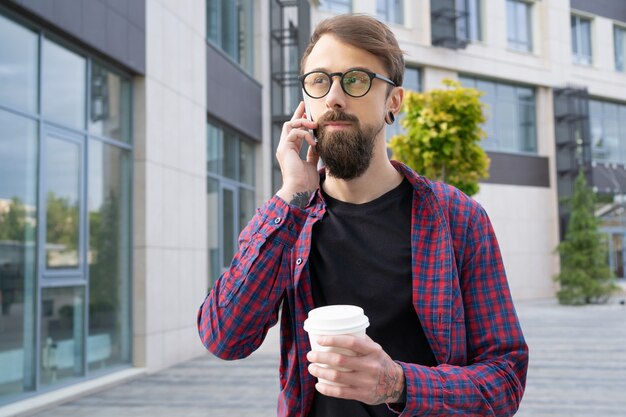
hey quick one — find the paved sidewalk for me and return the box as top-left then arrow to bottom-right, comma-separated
31,299 -> 626,417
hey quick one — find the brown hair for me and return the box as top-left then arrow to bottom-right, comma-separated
300,14 -> 405,87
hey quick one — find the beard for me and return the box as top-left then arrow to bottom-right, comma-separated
314,110 -> 384,180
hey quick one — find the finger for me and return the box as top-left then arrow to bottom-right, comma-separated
291,101 -> 306,121
306,141 -> 319,164
308,363 -> 353,385
317,335 -> 378,355
307,350 -> 356,370
314,382 -> 361,401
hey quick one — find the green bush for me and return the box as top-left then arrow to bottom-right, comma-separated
555,171 -> 619,305
388,79 -> 489,196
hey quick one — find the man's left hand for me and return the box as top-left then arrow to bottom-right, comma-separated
306,334 -> 405,405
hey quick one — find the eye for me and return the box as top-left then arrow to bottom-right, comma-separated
311,74 -> 329,85
344,71 -> 369,86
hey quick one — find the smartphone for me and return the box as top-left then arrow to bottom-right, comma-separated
302,89 -> 318,144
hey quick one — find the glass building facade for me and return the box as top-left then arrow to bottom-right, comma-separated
0,10 -> 132,402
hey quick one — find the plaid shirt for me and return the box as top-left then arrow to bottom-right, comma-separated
198,161 -> 528,416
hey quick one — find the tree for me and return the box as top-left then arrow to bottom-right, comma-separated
555,171 -> 619,305
388,79 -> 490,196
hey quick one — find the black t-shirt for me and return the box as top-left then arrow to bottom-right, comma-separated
308,178 -> 437,417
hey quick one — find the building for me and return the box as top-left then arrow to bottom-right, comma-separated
0,0 -> 625,413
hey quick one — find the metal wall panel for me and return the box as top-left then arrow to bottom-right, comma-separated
8,0 -> 145,74
483,152 -> 551,187
206,43 -> 263,141
571,0 -> 626,22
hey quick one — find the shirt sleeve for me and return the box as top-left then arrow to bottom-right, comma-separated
197,195 -> 309,360
391,205 -> 528,416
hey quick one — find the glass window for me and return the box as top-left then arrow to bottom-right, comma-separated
590,99 -> 626,164
42,39 -> 86,129
377,0 -> 404,25
571,15 -> 593,65
507,0 -> 532,52
456,0 -> 482,42
615,25 -> 626,72
319,0 -> 352,13
0,109 -> 38,396
207,178 -> 220,287
387,67 -> 421,139
206,0 -> 255,75
460,75 -> 537,153
40,286 -> 85,387
0,13 -> 38,113
90,62 -> 132,143
87,140 -> 132,371
206,121 -> 256,286
44,135 -> 81,270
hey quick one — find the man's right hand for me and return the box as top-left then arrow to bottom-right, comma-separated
275,101 -> 320,207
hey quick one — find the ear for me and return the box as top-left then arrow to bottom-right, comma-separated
386,86 -> 404,118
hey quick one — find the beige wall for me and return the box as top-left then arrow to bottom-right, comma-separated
134,0 -> 208,372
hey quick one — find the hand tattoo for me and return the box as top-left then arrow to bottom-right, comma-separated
289,191 -> 313,209
375,357 -> 405,404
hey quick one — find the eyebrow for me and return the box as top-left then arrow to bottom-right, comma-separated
306,66 -> 374,74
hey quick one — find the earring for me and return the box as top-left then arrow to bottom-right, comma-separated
385,111 -> 395,125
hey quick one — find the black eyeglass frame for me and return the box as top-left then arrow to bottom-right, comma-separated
298,68 -> 397,99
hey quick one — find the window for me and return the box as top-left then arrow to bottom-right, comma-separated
506,0 -> 532,52
590,99 -> 626,164
206,0 -> 254,75
615,25 -> 626,72
207,121 -> 256,287
571,15 -> 593,65
456,0 -> 481,42
319,0 -> 352,13
460,76 -> 537,153
377,0 -> 404,25
0,10 -> 132,401
387,67 -> 421,139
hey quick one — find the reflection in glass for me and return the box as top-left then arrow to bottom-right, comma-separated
207,122 -> 223,175
223,131 -> 237,180
45,136 -> 80,269
87,140 -> 131,371
222,188 -> 235,268
0,13 -> 38,112
207,178 -> 220,286
240,140 -> 254,186
239,188 -> 255,235
0,109 -> 38,398
89,63 -> 132,143
40,286 -> 84,386
43,39 -> 86,129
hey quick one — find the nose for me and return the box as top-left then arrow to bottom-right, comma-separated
324,75 -> 346,111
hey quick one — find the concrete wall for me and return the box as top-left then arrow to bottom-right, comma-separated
133,0 -> 208,372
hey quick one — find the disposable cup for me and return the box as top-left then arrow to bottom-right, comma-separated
303,305 -> 370,387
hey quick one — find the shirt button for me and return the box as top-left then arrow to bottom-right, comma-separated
274,217 -> 281,224
296,258 -> 303,265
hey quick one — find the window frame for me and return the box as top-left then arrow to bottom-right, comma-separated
319,0 -> 352,14
615,24 -> 626,72
506,0 -> 533,53
459,75 -> 538,155
571,14 -> 594,66
376,0 -> 404,26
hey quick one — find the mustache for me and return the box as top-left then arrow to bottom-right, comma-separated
317,110 -> 359,124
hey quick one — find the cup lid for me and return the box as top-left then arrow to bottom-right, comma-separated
303,305 -> 369,333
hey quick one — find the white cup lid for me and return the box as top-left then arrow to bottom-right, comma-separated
303,305 -> 369,334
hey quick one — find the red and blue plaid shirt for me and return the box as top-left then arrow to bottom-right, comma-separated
198,161 -> 528,416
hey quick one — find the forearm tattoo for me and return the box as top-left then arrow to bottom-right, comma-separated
375,358 -> 405,404
289,191 -> 312,209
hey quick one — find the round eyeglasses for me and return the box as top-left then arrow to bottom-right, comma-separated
298,68 -> 397,99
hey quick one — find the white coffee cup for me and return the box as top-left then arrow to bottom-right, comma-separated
303,305 -> 370,387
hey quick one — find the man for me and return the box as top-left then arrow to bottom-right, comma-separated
198,14 -> 528,417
